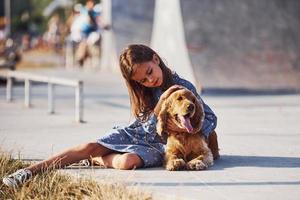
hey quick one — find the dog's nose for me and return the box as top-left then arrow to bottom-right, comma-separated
187,104 -> 194,112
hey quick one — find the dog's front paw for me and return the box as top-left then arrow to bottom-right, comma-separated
186,159 -> 207,170
166,158 -> 186,171
203,151 -> 214,167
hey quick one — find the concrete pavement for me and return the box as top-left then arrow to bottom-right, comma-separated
1,68 -> 300,200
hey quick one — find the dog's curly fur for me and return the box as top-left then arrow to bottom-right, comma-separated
154,85 -> 214,171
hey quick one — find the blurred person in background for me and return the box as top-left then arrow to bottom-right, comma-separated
69,0 -> 108,66
0,38 -> 22,71
43,14 -> 62,51
0,17 -> 5,40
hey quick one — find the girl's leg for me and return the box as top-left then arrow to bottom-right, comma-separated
91,153 -> 143,170
27,142 -> 113,175
3,143 -> 114,187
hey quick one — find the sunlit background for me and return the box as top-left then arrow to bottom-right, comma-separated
1,0 -> 300,92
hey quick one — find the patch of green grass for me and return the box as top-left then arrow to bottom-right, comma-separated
0,151 -> 152,200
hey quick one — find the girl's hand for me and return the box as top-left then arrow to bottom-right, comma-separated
155,85 -> 185,116
160,85 -> 185,100
166,118 -> 186,132
157,85 -> 186,132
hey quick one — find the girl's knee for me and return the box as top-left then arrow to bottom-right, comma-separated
77,142 -> 97,152
115,153 -> 143,170
77,142 -> 106,157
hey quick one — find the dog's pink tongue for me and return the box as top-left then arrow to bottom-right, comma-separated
179,115 -> 193,133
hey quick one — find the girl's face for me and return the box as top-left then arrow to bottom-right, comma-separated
131,55 -> 163,88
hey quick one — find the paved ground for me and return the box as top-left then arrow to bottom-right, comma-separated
0,68 -> 300,200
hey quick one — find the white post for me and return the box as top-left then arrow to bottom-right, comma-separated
24,79 -> 31,107
100,0 -> 118,72
48,83 -> 54,114
151,0 -> 198,90
6,76 -> 12,102
75,81 -> 83,123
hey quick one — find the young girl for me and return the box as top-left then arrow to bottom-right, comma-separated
3,44 -> 219,187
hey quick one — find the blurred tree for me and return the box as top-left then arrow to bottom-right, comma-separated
9,0 -> 51,35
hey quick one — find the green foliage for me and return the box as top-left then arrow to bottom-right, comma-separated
8,0 -> 102,34
9,0 -> 69,34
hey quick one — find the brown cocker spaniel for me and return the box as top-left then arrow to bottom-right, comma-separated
154,85 -> 214,171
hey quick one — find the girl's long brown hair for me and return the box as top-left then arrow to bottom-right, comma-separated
119,44 -> 174,122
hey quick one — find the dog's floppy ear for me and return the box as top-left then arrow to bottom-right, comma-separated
155,99 -> 169,139
191,97 -> 205,132
154,85 -> 186,140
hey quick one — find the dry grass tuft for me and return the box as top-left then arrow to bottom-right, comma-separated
0,151 -> 152,200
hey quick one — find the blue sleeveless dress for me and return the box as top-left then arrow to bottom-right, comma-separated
97,73 -> 217,167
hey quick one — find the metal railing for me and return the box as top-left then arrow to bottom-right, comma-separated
0,70 -> 84,123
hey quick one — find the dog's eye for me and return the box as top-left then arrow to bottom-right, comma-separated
177,96 -> 183,101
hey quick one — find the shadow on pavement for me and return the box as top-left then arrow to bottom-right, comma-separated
212,155 -> 300,169
129,180 -> 300,187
